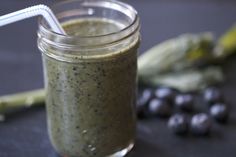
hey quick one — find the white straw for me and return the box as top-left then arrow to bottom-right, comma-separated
0,4 -> 66,35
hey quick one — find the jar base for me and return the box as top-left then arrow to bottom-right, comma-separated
60,142 -> 134,157
107,142 -> 134,157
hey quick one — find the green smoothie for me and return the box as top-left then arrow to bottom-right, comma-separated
42,18 -> 139,157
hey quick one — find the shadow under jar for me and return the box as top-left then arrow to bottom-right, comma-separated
37,0 -> 140,157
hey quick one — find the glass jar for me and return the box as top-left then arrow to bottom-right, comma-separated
37,0 -> 140,157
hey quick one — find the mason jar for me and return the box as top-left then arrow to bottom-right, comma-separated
37,0 -> 140,156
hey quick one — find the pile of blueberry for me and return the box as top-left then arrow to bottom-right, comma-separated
137,87 -> 229,136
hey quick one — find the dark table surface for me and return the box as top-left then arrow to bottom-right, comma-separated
1,0 -> 236,157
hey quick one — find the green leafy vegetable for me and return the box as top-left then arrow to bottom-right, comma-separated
142,66 -> 223,92
138,33 -> 214,79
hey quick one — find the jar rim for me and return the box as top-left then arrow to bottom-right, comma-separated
38,0 -> 139,47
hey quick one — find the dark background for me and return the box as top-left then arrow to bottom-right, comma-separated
0,0 -> 236,157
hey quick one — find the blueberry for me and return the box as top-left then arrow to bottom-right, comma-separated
168,114 -> 188,135
191,113 -> 211,135
175,94 -> 194,112
148,99 -> 172,117
137,89 -> 154,118
204,87 -> 223,105
155,87 -> 175,103
210,103 -> 229,123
